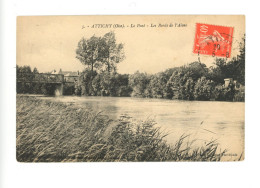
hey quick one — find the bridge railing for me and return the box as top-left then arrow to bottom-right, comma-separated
17,73 -> 64,83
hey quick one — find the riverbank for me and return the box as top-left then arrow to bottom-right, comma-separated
17,95 -> 230,162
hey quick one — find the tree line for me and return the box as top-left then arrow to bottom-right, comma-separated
72,60 -> 244,101
16,32 -> 245,101
73,32 -> 244,101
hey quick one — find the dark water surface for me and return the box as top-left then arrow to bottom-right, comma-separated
40,96 -> 245,160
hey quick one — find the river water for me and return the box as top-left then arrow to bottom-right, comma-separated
39,96 -> 245,160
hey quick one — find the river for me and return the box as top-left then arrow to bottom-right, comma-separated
39,96 -> 245,160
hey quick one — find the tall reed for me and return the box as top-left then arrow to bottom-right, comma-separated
17,95 -> 227,162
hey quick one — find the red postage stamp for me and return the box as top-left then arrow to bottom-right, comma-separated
193,23 -> 234,58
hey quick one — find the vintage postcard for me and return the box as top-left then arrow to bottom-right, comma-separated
16,15 -> 245,162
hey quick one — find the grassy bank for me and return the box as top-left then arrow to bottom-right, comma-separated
17,95 -> 227,162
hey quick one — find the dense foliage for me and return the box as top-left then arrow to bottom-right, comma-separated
17,34 -> 245,102
74,35 -> 244,101
73,34 -> 244,101
76,32 -> 125,76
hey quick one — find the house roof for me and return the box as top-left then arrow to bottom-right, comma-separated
49,69 -> 81,76
59,70 -> 80,76
50,70 -> 59,74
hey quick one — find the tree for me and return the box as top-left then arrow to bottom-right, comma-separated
100,32 -> 125,73
148,72 -> 169,98
129,71 -> 150,97
182,77 -> 195,100
193,77 -> 215,100
33,67 -> 39,74
79,69 -> 98,96
166,70 -> 190,99
185,62 -> 208,81
76,36 -> 102,76
16,65 -> 33,93
76,32 -> 125,74
209,36 -> 245,85
208,58 -> 227,84
76,32 -> 125,95
230,35 -> 245,85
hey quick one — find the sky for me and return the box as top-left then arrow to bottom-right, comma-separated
17,15 -> 245,74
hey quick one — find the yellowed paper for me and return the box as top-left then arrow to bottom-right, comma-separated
16,15 -> 245,162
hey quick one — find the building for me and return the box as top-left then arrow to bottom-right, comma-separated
224,78 -> 243,90
51,69 -> 81,83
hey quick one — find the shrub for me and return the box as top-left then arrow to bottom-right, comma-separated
233,87 -> 245,102
63,84 -> 75,95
